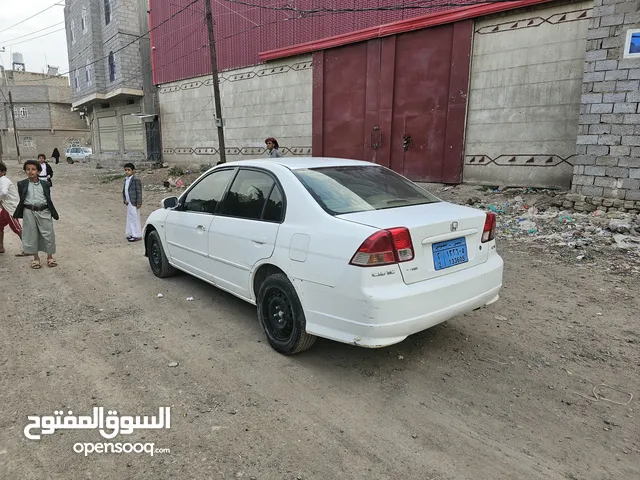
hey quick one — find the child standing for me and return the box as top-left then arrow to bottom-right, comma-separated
122,163 -> 142,242
38,153 -> 53,186
13,160 -> 59,269
0,162 -> 27,256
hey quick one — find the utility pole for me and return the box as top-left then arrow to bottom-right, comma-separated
204,0 -> 226,164
8,91 -> 20,163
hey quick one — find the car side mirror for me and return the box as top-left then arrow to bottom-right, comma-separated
162,196 -> 178,209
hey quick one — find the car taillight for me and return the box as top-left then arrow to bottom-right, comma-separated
350,227 -> 414,267
482,213 -> 496,243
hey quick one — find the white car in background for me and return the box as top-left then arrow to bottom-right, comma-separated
143,158 -> 504,355
65,146 -> 92,163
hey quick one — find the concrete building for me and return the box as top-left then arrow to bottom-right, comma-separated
0,66 -> 89,161
149,0 -> 640,202
63,0 -> 160,165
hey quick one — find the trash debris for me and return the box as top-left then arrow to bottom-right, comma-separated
398,355 -> 404,360
157,293 -> 164,298
574,383 -> 634,406
609,220 -> 631,234
488,204 -> 506,214
176,178 -> 185,188
425,183 -> 640,271
186,297 -> 194,301
168,361 -> 179,367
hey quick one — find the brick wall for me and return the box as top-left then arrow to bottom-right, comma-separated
573,0 -> 640,207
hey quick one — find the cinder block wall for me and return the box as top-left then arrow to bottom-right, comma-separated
572,0 -> 640,208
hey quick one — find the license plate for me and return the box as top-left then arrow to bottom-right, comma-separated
432,237 -> 468,271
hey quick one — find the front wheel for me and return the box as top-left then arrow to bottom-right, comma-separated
146,230 -> 177,278
66,157 -> 74,164
257,273 -> 316,355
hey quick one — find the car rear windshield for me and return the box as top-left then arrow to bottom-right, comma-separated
293,166 -> 440,215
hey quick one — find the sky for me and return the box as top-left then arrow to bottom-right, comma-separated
0,1 -> 69,76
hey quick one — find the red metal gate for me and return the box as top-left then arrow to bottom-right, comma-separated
312,21 -> 473,183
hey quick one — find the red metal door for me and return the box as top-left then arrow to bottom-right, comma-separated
312,43 -> 369,161
313,21 -> 472,183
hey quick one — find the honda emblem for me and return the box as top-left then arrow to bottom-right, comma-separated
450,221 -> 458,232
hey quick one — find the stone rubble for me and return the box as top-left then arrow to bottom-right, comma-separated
433,184 -> 640,272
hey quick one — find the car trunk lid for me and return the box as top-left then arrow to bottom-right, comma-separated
338,202 -> 490,284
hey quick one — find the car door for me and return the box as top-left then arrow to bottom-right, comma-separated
208,168 -> 285,299
164,168 -> 236,281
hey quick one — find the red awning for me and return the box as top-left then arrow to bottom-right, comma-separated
259,0 -> 554,61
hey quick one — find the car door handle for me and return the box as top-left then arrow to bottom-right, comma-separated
196,225 -> 206,233
252,236 -> 267,245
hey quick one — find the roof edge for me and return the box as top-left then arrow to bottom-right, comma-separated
259,0 -> 554,62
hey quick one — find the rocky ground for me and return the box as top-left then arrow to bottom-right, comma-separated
0,162 -> 638,480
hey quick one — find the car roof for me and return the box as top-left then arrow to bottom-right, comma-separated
223,157 -> 377,171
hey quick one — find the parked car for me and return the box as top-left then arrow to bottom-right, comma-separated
65,146 -> 91,163
143,158 -> 504,355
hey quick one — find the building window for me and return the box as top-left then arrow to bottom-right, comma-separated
105,0 -> 111,25
86,59 -> 93,86
74,69 -> 80,89
19,107 -> 28,118
81,7 -> 88,33
20,136 -> 35,148
70,20 -> 76,44
108,52 -> 116,82
624,29 -> 640,58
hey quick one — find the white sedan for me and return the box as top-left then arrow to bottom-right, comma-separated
143,158 -> 503,355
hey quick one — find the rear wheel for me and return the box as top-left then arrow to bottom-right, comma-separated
146,230 -> 176,278
257,273 -> 316,355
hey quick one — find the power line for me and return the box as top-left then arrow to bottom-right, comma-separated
221,0 -> 524,16
15,0 -> 201,84
2,27 -> 66,48
0,2 -> 63,35
0,22 -> 65,46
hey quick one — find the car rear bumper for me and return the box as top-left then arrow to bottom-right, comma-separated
298,254 -> 503,348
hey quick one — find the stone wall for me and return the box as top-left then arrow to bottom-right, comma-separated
65,0 -> 144,102
573,0 -> 640,202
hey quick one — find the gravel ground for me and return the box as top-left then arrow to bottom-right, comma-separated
0,161 -> 638,480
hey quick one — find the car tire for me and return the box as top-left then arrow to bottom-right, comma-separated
66,157 -> 74,164
146,230 -> 177,278
257,273 -> 316,355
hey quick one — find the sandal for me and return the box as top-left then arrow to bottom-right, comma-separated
31,259 -> 42,269
47,259 -> 58,268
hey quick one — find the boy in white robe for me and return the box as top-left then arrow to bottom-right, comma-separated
123,163 -> 142,242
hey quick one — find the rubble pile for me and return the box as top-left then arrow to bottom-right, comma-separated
440,185 -> 640,268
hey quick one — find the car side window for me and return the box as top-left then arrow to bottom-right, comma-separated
262,184 -> 284,222
220,169 -> 276,221
183,169 -> 235,214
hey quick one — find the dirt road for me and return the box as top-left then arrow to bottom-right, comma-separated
1,162 -> 638,480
